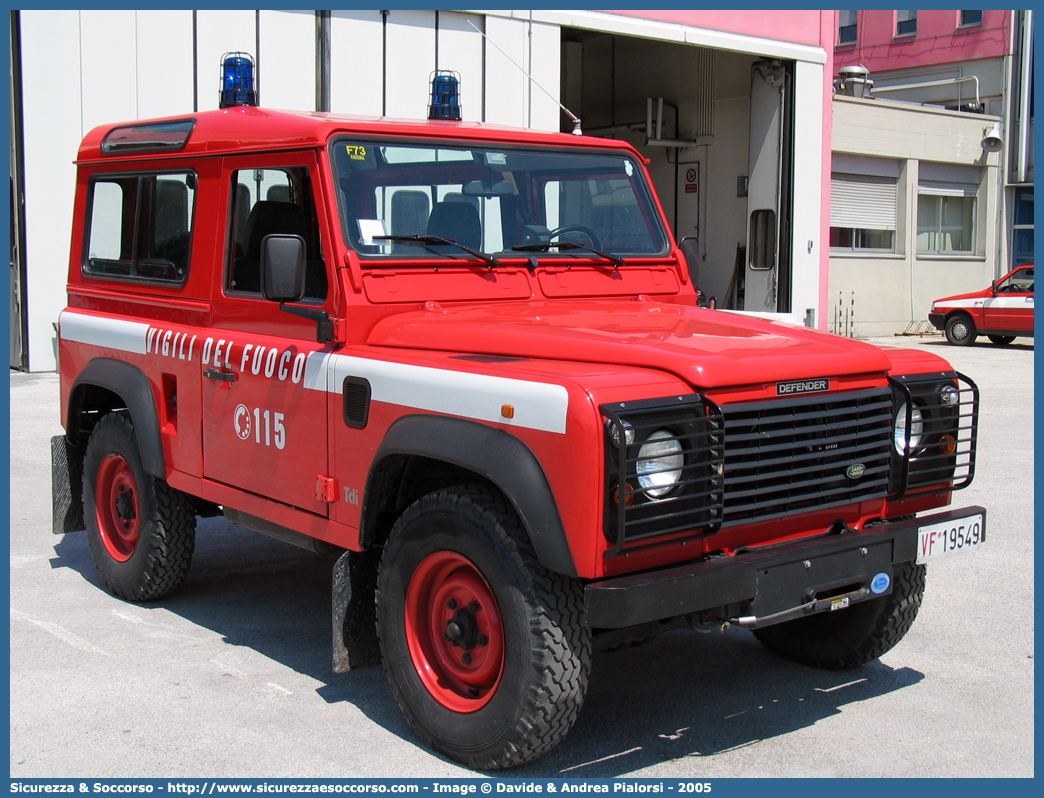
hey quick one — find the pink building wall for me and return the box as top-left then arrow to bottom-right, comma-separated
834,9 -> 1013,76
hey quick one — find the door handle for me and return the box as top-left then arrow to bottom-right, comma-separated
204,368 -> 236,383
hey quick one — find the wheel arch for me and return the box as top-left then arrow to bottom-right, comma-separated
945,308 -> 974,323
360,415 -> 577,577
68,358 -> 165,480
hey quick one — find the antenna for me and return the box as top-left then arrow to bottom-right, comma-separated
465,18 -> 583,135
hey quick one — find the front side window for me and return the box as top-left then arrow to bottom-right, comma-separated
996,266 -> 1033,293
917,184 -> 976,254
329,138 -> 669,264
829,172 -> 897,253
225,167 -> 327,301
84,171 -> 195,283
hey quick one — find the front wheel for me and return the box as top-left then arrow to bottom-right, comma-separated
988,334 -> 1015,346
376,486 -> 590,769
944,314 -> 977,346
83,413 -> 196,601
753,561 -> 926,669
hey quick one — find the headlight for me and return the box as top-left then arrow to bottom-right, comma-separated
939,384 -> 960,406
608,419 -> 635,447
636,430 -> 684,498
894,402 -> 924,454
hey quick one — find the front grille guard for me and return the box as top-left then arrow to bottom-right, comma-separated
601,396 -> 725,558
888,372 -> 978,500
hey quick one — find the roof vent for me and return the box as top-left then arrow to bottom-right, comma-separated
838,65 -> 873,98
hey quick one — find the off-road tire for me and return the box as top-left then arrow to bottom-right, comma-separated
988,334 -> 1015,346
376,485 -> 591,770
83,412 -> 196,601
753,561 -> 926,669
944,314 -> 976,346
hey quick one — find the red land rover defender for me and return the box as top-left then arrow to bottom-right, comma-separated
51,71 -> 984,769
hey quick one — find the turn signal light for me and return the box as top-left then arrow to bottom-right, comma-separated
939,434 -> 957,455
611,483 -> 635,507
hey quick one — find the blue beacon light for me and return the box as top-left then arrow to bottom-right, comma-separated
428,71 -> 462,121
219,52 -> 258,109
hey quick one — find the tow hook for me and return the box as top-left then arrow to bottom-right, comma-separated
729,586 -> 872,630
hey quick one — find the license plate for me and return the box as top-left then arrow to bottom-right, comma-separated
916,514 -> 984,564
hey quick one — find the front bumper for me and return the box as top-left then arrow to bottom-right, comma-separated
928,312 -> 946,331
584,506 -> 985,629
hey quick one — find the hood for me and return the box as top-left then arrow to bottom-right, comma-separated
933,286 -> 991,306
367,301 -> 894,388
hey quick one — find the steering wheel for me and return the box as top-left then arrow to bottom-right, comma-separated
548,224 -> 603,251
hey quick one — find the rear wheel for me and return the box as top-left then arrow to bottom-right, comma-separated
988,334 -> 1015,345
376,486 -> 590,769
944,314 -> 976,346
753,562 -> 926,669
83,413 -> 196,601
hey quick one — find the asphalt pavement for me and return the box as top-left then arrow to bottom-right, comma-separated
8,333 -> 1034,778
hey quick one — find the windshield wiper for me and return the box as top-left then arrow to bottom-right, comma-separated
373,234 -> 501,269
511,241 -> 626,268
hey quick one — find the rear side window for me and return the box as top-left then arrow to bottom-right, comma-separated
83,171 -> 196,284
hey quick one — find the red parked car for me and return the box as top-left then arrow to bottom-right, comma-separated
930,264 -> 1034,346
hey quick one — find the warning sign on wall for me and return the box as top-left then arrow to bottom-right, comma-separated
685,167 -> 698,194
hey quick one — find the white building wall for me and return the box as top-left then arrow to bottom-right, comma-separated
330,10 -> 384,116
15,7 -> 828,369
483,15 -> 528,128
384,10 -> 437,119
80,11 -> 138,131
258,10 -> 315,111
135,11 -> 194,120
15,9 -> 564,371
194,10 -> 257,113
437,12 -> 485,123
830,96 -> 1001,336
20,11 -> 81,374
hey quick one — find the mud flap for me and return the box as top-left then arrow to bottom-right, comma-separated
51,435 -> 85,535
332,548 -> 381,672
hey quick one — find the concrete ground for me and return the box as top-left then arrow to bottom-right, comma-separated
9,333 -> 1033,778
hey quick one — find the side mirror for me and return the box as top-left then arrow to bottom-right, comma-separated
261,234 -> 306,303
991,280 -> 1000,296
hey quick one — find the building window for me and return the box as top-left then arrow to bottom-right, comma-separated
838,10 -> 858,44
917,183 -> 977,254
959,10 -> 983,27
897,10 -> 917,37
1012,187 -> 1034,266
829,173 -> 897,252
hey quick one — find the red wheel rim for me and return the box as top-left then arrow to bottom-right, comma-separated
404,551 -> 505,712
95,453 -> 140,562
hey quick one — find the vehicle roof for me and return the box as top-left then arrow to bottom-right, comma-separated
76,106 -> 636,164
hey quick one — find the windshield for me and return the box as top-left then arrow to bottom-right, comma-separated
329,138 -> 669,263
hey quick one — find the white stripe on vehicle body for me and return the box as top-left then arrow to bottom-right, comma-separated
935,296 -> 1033,310
57,313 -> 570,435
316,352 -> 569,435
59,311 -> 149,355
